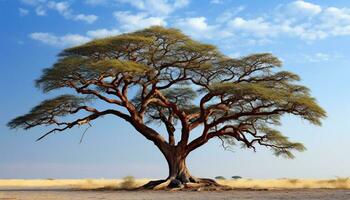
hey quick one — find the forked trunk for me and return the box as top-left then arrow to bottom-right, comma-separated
166,147 -> 196,185
141,145 -> 219,189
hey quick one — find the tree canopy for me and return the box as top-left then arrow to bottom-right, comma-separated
8,26 -> 326,187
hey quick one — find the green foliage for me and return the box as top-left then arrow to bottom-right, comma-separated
35,56 -> 89,92
259,126 -> 306,159
36,56 -> 150,92
7,95 -> 89,129
215,176 -> 226,180
240,53 -> 283,67
162,87 -> 197,108
61,34 -> 154,57
91,59 -> 150,74
8,26 -> 326,160
209,81 -> 326,126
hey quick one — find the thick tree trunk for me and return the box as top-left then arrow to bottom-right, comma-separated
165,147 -> 196,185
142,145 -> 220,189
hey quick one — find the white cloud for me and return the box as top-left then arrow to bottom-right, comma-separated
74,14 -> 98,24
310,53 -> 331,62
19,8 -> 29,16
35,6 -> 46,16
180,17 -> 209,31
117,0 -> 189,15
301,52 -> 343,63
86,28 -> 120,38
203,0 -> 350,42
21,0 -> 98,24
320,7 -> 350,35
173,0 -> 190,8
224,16 -> 329,41
175,17 -> 213,39
287,0 -> 322,17
175,16 -> 233,39
47,1 -> 71,18
228,17 -> 275,37
216,6 -> 245,23
30,28 -> 121,47
114,11 -> 166,31
30,32 -> 90,47
28,0 -> 350,49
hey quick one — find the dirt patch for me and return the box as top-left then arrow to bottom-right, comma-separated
0,189 -> 350,200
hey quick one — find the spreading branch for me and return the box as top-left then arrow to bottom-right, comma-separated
8,26 -> 326,159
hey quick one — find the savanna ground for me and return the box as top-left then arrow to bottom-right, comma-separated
0,178 -> 350,200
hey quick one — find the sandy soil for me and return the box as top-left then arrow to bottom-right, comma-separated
1,178 -> 350,189
1,189 -> 350,200
1,179 -> 349,199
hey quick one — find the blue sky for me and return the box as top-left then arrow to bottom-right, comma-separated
1,0 -> 350,179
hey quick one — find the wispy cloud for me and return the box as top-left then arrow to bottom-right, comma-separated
116,0 -> 189,15
74,14 -> 98,24
27,0 -> 350,51
216,6 -> 245,23
35,6 -> 46,16
302,52 -> 343,63
173,0 -> 350,42
223,0 -> 350,41
286,0 -> 322,17
114,11 -> 166,31
30,32 -> 91,47
19,8 -> 29,16
30,28 -> 121,47
86,28 -> 120,38
21,0 -> 98,24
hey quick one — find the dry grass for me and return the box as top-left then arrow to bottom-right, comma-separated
218,177 -> 350,189
0,178 -> 349,190
0,179 -> 149,190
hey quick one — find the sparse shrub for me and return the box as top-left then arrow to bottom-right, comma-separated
120,176 -> 136,189
333,177 -> 349,189
231,176 -> 242,180
215,176 -> 226,180
46,178 -> 55,180
288,179 -> 299,184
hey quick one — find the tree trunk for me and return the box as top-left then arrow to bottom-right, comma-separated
141,145 -> 219,189
165,147 -> 196,185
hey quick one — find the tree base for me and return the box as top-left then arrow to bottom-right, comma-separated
140,177 -> 229,191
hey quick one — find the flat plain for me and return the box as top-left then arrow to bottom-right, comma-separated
0,179 -> 349,200
1,189 -> 350,200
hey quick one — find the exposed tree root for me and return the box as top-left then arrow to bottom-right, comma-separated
140,177 -> 230,191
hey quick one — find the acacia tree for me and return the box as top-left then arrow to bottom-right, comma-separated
8,26 -> 326,189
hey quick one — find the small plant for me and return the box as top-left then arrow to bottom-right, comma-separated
215,176 -> 226,180
231,176 -> 242,180
288,179 -> 299,184
332,177 -> 350,189
120,176 -> 136,189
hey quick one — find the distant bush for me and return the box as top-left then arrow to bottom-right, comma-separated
120,176 -> 136,189
288,179 -> 299,184
215,176 -> 226,180
327,177 -> 350,189
231,176 -> 242,180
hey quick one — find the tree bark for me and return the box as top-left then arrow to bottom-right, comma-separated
165,146 -> 195,184
141,143 -> 219,189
